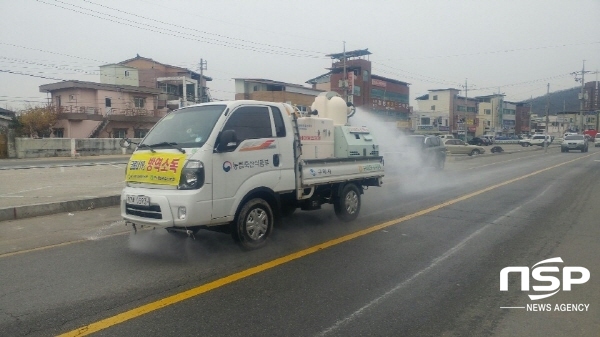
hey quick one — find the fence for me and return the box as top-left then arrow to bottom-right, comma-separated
10,137 -> 141,159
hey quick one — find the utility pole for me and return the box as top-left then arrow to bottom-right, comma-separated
465,79 -> 468,141
571,60 -> 590,132
545,83 -> 550,153
496,88 -> 502,136
342,41 -> 348,102
199,58 -> 208,102
528,97 -> 532,136
458,79 -> 468,141
596,72 -> 599,131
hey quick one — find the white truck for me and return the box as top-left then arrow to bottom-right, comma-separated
120,92 -> 384,249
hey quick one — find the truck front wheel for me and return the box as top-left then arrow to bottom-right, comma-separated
334,184 -> 361,222
233,198 -> 273,250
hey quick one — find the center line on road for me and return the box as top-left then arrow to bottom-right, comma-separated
55,152 -> 596,336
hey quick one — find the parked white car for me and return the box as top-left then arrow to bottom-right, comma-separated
518,134 -> 552,147
443,139 -> 486,156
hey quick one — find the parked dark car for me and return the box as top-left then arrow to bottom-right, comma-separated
400,135 -> 447,170
468,137 -> 490,146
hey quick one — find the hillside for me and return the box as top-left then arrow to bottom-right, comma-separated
524,87 -> 580,115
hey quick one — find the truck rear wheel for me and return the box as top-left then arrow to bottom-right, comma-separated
334,184 -> 361,222
232,198 -> 273,250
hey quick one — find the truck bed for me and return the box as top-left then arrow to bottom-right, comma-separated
300,156 -> 384,186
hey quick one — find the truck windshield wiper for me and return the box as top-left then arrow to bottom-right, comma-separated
137,143 -> 155,153
147,142 -> 186,154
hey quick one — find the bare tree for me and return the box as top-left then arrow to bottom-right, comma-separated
17,106 -> 58,138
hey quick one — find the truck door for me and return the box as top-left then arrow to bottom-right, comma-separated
211,105 -> 281,221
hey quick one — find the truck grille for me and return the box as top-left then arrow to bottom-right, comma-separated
126,204 -> 163,219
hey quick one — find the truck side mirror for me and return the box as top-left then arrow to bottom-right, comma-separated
216,129 -> 238,152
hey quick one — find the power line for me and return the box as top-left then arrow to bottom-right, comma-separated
379,41 -> 600,62
0,42 -> 108,64
36,0 -> 327,59
81,0 -> 329,56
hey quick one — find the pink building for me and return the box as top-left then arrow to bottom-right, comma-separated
39,80 -> 163,139
38,55 -> 212,139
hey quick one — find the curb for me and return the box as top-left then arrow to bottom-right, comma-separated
0,162 -> 127,171
0,195 -> 120,222
449,145 -> 557,161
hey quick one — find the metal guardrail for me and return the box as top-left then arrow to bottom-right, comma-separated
493,140 -> 520,144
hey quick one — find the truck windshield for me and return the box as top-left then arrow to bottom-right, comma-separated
140,105 -> 226,149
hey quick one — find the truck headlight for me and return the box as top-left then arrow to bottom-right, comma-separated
178,160 -> 205,190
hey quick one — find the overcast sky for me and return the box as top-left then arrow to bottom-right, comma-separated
1,0 -> 599,112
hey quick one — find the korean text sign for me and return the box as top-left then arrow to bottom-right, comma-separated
126,152 -> 186,186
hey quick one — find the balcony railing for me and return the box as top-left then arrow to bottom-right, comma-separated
57,106 -> 100,115
57,105 -> 159,117
108,108 -> 155,117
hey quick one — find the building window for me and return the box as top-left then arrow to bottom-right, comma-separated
125,70 -> 130,77
431,105 -> 435,111
134,97 -> 145,108
485,109 -> 491,115
433,95 -> 438,100
421,117 -> 431,125
159,83 -> 179,95
253,85 -> 259,92
56,95 -> 61,107
69,94 -> 75,101
53,128 -> 64,138
105,98 -> 111,107
113,128 -> 127,138
134,129 -> 149,138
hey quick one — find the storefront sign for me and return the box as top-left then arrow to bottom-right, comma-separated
371,79 -> 387,87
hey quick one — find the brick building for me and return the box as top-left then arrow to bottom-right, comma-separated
306,49 -> 411,127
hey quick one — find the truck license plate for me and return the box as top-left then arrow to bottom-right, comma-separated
126,195 -> 150,206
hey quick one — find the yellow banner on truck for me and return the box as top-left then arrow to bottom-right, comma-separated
125,152 -> 187,186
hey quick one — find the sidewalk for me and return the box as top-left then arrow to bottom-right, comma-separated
0,155 -> 128,221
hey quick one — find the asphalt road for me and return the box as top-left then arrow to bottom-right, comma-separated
0,145 -> 598,337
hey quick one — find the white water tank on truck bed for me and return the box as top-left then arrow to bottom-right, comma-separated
310,92 -> 348,126
327,96 -> 349,126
